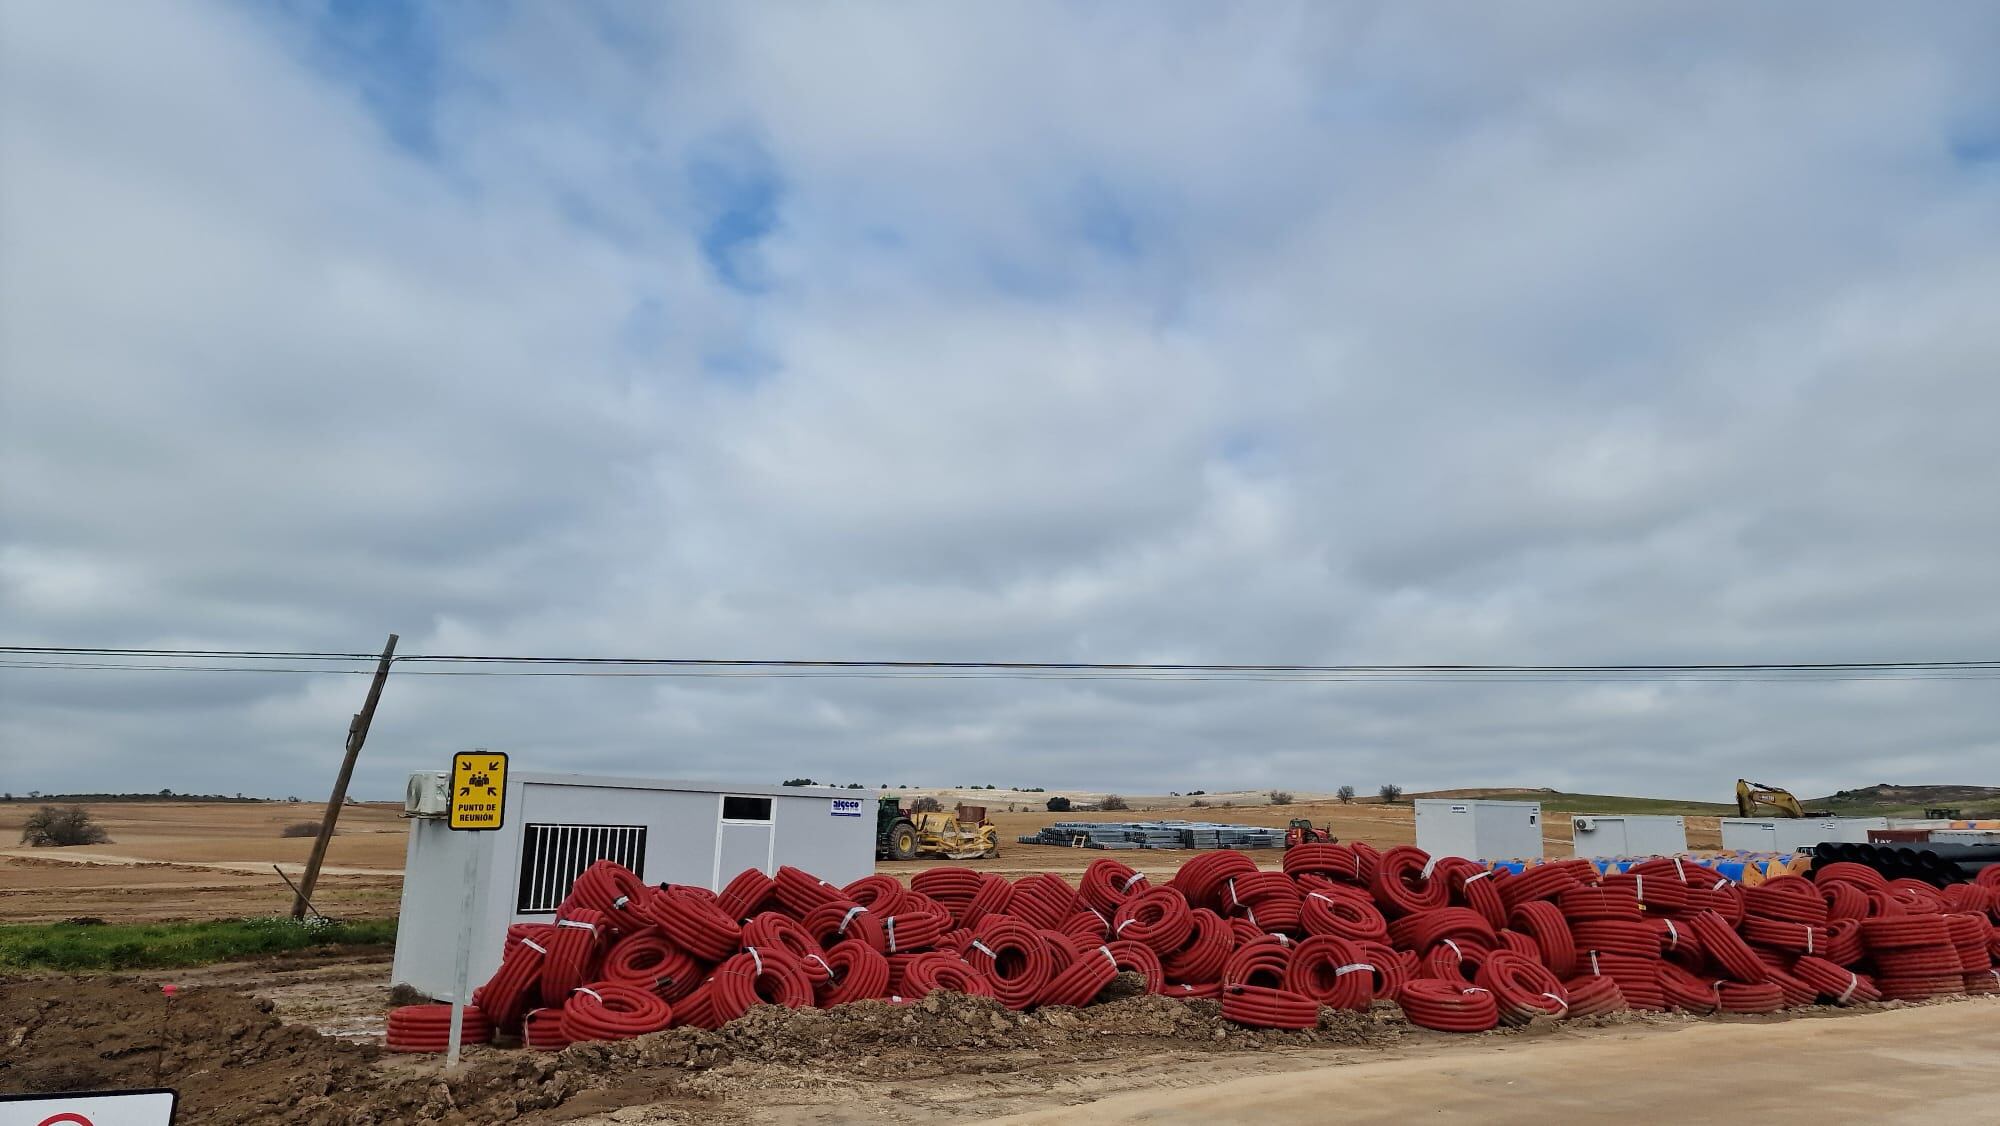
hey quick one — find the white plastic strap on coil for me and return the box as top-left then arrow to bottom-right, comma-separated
748,947 -> 764,975
1271,933 -> 1291,947
1334,962 -> 1374,977
1634,874 -> 1644,900
1246,905 -> 1261,929
1662,920 -> 1679,950
1838,973 -> 1859,1004
1227,877 -> 1241,907
558,918 -> 597,932
576,987 -> 604,1004
1420,854 -> 1440,879
1442,938 -> 1465,962
1542,992 -> 1570,1017
885,916 -> 899,953
971,940 -> 997,959
1099,945 -> 1118,970
1122,872 -> 1147,891
1713,877 -> 1730,891
1465,871 -> 1491,884
613,895 -> 630,910
838,905 -> 867,934
1673,857 -> 1687,882
1804,925 -> 1814,955
1116,917 -> 1137,933
1089,907 -> 1108,925
1589,950 -> 1602,976
807,954 -> 832,975
522,938 -> 548,955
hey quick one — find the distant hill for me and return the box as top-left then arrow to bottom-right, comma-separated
1407,788 -> 1734,816
1806,784 -> 2000,817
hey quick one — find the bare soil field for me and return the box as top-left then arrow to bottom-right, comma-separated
3,951 -> 1992,1124
0,801 -> 406,923
0,798 -> 1724,923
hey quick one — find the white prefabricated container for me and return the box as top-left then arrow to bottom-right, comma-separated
1720,816 -> 1888,853
1928,829 -> 2000,845
391,771 -> 874,997
1568,814 -> 1688,859
1414,799 -> 1544,861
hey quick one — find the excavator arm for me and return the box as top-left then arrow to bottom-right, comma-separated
1736,778 -> 1806,818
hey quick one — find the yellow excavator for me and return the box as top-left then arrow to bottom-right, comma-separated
1735,778 -> 1809,818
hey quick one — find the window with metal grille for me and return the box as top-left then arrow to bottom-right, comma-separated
515,823 -> 647,914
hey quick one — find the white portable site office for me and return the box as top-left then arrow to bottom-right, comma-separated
1414,799 -> 1544,862
1719,816 -> 1889,853
1569,814 -> 1688,859
391,771 -> 874,998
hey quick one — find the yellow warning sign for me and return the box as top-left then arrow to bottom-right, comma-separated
449,751 -> 508,831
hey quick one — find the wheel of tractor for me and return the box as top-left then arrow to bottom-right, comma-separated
981,847 -> 1000,859
888,821 -> 918,861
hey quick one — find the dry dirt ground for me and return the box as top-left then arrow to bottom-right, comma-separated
0,802 -> 406,923
0,798 -> 1723,923
3,951 -> 1993,1125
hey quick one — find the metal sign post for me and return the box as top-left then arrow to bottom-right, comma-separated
444,751 -> 508,1069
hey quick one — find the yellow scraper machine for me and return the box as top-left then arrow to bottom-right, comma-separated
876,796 -> 1001,861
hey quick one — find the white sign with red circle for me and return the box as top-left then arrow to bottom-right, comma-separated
0,1089 -> 177,1126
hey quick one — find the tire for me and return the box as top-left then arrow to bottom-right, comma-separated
888,821 -> 918,861
982,847 -> 1000,860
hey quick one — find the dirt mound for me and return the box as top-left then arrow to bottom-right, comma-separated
1,976 -> 1411,1123
0,976 -> 564,1124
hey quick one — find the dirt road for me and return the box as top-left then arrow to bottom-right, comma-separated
982,1002 -> 2000,1125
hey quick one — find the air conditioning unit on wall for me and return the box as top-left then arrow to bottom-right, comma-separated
404,771 -> 449,817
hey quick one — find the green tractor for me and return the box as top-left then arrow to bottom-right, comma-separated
876,795 -> 919,861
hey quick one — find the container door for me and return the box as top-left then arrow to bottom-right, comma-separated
714,794 -> 776,887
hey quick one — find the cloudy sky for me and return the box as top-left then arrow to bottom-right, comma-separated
3,2 -> 1998,802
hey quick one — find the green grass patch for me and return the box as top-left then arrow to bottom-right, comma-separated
0,916 -> 397,972
1533,793 -> 1736,815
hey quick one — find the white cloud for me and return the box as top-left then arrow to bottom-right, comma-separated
2,1 -> 1997,802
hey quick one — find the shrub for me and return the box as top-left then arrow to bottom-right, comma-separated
280,822 -> 320,838
1046,796 -> 1072,813
1337,785 -> 1356,803
1378,784 -> 1405,803
1100,794 -> 1130,811
1189,798 -> 1208,808
1266,790 -> 1294,805
19,806 -> 108,847
909,796 -> 943,813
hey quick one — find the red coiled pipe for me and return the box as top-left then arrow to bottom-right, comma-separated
1285,934 -> 1373,1010
601,929 -> 702,1003
1038,943 -> 1120,1007
1474,951 -> 1569,1025
653,889 -> 745,962
1372,846 -> 1450,917
965,919 -> 1059,1010
558,983 -> 673,1041
386,1003 -> 491,1052
718,868 -> 776,921
1160,907 -> 1231,984
1221,984 -> 1320,1030
539,909 -> 607,1006
1112,887 -> 1196,954
1079,857 -> 1150,916
1397,979 -> 1498,1032
1508,900 -> 1578,978
1107,939 -> 1165,992
902,951 -> 995,998
1300,887 -> 1389,944
816,938 -> 891,1006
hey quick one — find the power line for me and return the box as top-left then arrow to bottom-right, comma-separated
4,657 -> 1999,684
6,644 -> 1999,675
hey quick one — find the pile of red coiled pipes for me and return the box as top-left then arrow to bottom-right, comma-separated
386,848 -> 2000,1051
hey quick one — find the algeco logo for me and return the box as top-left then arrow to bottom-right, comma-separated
830,799 -> 862,817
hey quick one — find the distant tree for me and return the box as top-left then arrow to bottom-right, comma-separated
898,784 -> 909,789
158,788 -> 172,797
1,793 -> 11,802
781,778 -> 815,787
882,784 -> 891,790
1266,790 -> 1294,805
1187,790 -> 1205,796
1337,785 -> 1356,804
1378,784 -> 1405,803
1101,794 -> 1130,811
1046,796 -> 1072,813
846,783 -> 864,789
286,795 -> 301,803
909,795 -> 944,813
20,805 -> 109,847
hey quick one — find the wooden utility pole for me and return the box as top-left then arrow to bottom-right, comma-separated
291,632 -> 398,918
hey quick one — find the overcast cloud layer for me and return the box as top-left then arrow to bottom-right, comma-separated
4,2 -> 1998,802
